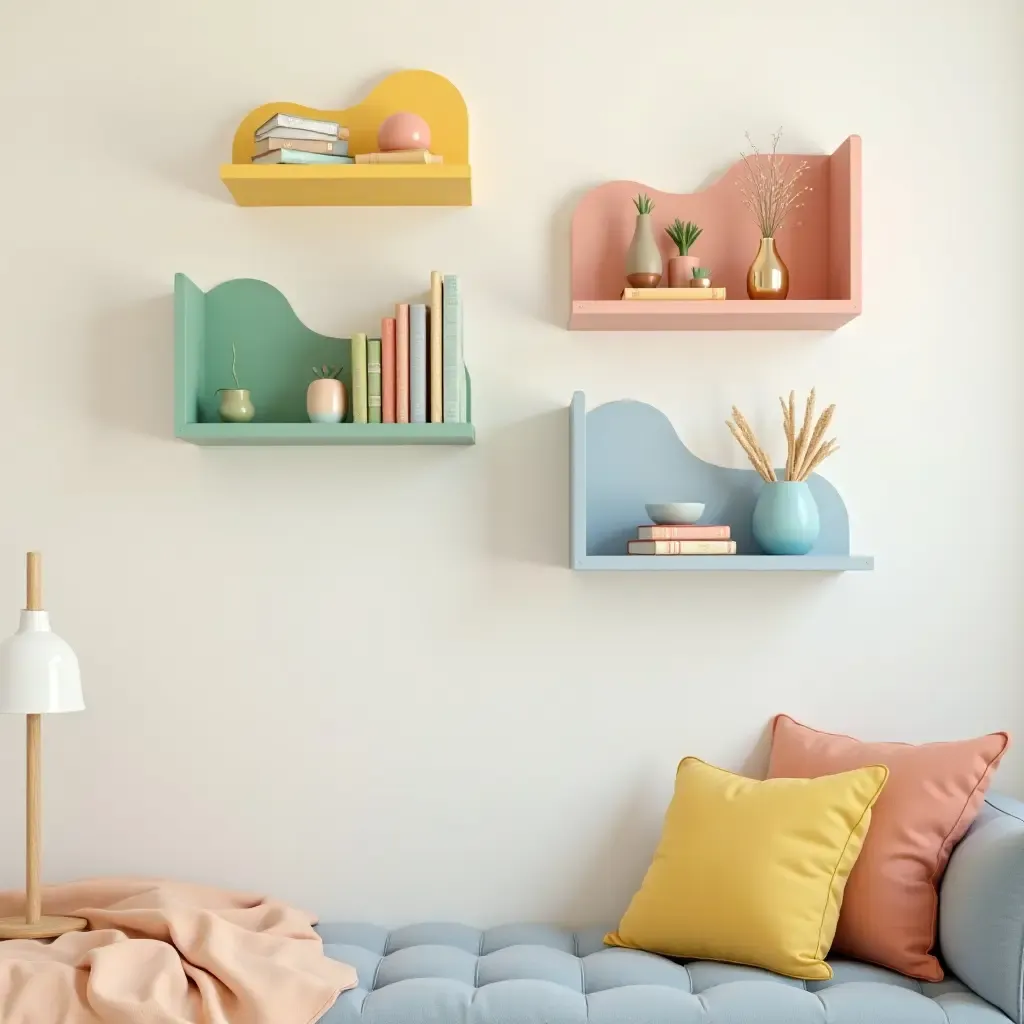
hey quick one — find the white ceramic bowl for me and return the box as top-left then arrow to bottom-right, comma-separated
645,502 -> 705,525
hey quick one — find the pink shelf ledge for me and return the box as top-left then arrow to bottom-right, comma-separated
569,135 -> 862,333
570,299 -> 860,332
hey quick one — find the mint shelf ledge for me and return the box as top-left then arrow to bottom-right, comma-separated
174,273 -> 474,448
569,392 -> 872,573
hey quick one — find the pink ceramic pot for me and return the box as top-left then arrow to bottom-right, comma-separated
307,379 -> 347,423
377,112 -> 431,152
668,255 -> 701,288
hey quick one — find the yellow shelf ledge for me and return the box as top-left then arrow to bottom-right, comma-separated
220,163 -> 471,207
220,70 -> 472,208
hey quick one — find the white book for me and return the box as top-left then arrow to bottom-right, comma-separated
409,304 -> 427,424
442,275 -> 464,423
255,113 -> 339,139
256,126 -> 343,142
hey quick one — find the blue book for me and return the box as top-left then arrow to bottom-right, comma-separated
251,150 -> 355,166
442,275 -> 464,423
409,304 -> 427,424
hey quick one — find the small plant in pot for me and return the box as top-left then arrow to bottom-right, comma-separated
216,340 -> 255,422
307,365 -> 347,424
625,193 -> 662,288
690,266 -> 712,288
665,219 -> 703,287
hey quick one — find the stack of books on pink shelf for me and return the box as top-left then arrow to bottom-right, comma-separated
251,113 -> 353,166
627,524 -> 736,556
349,271 -> 465,425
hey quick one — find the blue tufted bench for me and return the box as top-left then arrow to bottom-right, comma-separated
316,795 -> 1024,1024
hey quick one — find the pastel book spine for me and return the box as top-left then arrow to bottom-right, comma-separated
442,274 -> 464,423
429,271 -> 443,423
627,540 -> 737,555
254,137 -> 349,157
255,113 -> 340,137
620,287 -> 726,300
409,304 -> 427,424
257,125 -> 351,143
350,333 -> 368,423
251,150 -> 354,165
636,525 -> 731,541
396,303 -> 410,423
354,151 -> 443,164
381,317 -> 396,424
367,337 -> 382,424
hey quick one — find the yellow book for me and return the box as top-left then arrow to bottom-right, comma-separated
429,272 -> 443,423
354,151 -> 443,164
621,287 -> 727,300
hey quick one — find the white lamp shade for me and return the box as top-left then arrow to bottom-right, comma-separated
0,610 -> 84,714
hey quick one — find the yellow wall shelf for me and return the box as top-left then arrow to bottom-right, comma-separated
220,70 -> 471,207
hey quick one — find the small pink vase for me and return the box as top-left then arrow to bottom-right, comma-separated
667,255 -> 701,288
307,379 -> 347,423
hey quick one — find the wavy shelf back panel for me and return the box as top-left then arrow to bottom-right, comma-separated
569,136 -> 861,330
220,70 -> 471,207
569,393 -> 872,571
174,274 -> 474,446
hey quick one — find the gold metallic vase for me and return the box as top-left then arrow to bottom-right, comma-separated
747,237 -> 790,299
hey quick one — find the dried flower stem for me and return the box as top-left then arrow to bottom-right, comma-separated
795,404 -> 836,479
738,129 -> 812,238
792,388 -> 816,477
726,420 -> 773,482
799,440 -> 839,481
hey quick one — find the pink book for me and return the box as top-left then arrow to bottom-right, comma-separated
395,303 -> 410,423
381,317 -> 396,423
636,525 -> 731,541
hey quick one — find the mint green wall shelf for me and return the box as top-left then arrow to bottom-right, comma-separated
174,274 -> 475,447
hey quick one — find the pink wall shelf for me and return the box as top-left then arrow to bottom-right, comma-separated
569,136 -> 861,332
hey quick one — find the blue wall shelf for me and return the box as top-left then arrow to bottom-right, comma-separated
569,392 -> 873,572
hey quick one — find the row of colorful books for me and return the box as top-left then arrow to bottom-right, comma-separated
251,113 -> 442,167
350,272 -> 465,424
627,524 -> 735,555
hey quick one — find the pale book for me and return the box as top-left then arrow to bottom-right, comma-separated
255,113 -> 343,138
256,125 -> 351,142
627,540 -> 737,555
621,287 -> 727,300
253,137 -> 349,156
636,525 -> 731,541
354,151 -> 443,164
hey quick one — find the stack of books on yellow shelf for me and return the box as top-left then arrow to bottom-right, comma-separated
621,286 -> 727,301
627,524 -> 736,556
251,113 -> 353,166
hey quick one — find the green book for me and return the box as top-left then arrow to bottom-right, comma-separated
367,336 -> 382,424
351,333 -> 367,423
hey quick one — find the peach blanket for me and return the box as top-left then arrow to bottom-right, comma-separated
0,879 -> 357,1024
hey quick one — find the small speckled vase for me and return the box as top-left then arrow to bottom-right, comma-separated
217,388 -> 255,423
752,481 -> 820,555
307,378 -> 347,423
625,213 -> 663,288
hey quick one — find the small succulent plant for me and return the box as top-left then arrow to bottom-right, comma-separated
666,219 -> 703,256
312,364 -> 342,380
693,267 -> 711,280
632,193 -> 654,215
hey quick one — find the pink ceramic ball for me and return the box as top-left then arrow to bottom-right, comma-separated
377,112 -> 432,152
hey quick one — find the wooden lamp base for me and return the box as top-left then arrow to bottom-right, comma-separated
0,914 -> 87,940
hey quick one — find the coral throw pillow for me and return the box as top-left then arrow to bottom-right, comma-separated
606,757 -> 888,980
767,714 -> 1009,980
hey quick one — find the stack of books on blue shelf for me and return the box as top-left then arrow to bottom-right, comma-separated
251,113 -> 354,166
627,524 -> 736,556
349,271 -> 466,425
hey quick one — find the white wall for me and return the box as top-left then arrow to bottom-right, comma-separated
1,0 -> 1021,925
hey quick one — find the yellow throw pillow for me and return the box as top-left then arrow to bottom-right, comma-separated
606,757 -> 888,980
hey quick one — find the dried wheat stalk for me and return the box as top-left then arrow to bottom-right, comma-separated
727,389 -> 840,484
726,408 -> 775,482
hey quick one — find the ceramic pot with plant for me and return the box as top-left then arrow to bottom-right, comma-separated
307,365 -> 347,423
665,219 -> 703,287
690,267 -> 712,289
726,389 -> 839,555
739,129 -> 811,299
625,193 -> 662,288
216,340 -> 255,423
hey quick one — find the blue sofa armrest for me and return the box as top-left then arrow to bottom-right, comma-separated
941,793 -> 1024,1023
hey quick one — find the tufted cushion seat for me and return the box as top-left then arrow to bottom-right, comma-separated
316,922 -> 1010,1023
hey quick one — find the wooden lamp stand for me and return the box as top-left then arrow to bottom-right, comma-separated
0,553 -> 87,940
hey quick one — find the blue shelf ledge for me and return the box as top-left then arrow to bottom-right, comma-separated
569,392 -> 873,573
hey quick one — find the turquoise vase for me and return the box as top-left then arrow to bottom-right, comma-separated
752,481 -> 820,555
